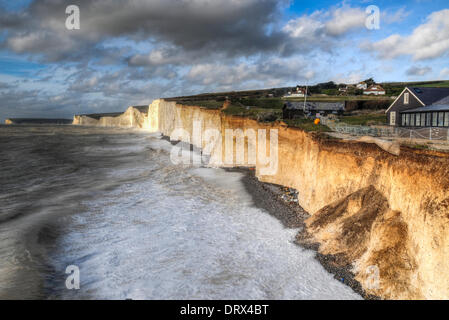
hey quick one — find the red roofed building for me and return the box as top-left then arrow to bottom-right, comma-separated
363,85 -> 386,96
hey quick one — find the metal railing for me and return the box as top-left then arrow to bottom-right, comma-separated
321,118 -> 449,142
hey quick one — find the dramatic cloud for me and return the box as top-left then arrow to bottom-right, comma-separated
0,1 -> 446,121
186,57 -> 314,89
282,5 -> 368,52
406,66 -> 432,77
324,7 -> 366,36
363,9 -> 449,61
1,0 -> 291,62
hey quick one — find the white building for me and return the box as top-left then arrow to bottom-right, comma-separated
284,86 -> 306,98
363,85 -> 386,96
356,82 -> 368,90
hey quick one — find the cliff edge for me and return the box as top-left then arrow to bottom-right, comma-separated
73,99 -> 449,299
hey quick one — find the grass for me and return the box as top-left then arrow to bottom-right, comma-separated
285,95 -> 393,102
284,118 -> 332,132
339,114 -> 387,126
222,104 -> 282,121
176,100 -> 224,109
238,98 -> 284,109
402,143 -> 430,150
381,80 -> 449,95
417,81 -> 449,88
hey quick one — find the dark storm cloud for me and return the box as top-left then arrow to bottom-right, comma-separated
0,1 -> 390,121
1,0 -> 290,62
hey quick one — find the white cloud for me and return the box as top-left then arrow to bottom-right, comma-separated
283,14 -> 324,39
382,7 -> 410,24
406,66 -> 432,77
363,9 -> 449,61
325,7 -> 366,36
283,5 -> 366,40
331,72 -> 364,84
186,57 -> 312,88
440,68 -> 449,78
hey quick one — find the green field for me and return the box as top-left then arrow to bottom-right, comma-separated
382,80 -> 449,95
339,114 -> 387,126
222,104 -> 282,122
415,81 -> 449,88
176,100 -> 224,109
284,118 -> 332,132
285,96 -> 393,102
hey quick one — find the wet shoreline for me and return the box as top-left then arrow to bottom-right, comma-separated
227,167 -> 379,300
161,134 -> 370,299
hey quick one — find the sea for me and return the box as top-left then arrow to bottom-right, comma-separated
0,125 -> 359,299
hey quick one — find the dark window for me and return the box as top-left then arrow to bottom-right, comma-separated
432,112 -> 438,126
416,113 -> 421,127
421,113 -> 426,127
406,113 -> 410,126
402,114 -> 406,126
426,113 -> 431,127
439,112 -> 445,127
445,112 -> 449,127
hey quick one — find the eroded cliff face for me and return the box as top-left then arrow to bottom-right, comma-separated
73,106 -> 149,128
148,99 -> 449,299
74,99 -> 449,299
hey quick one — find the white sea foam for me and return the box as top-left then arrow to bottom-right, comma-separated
47,134 -> 360,300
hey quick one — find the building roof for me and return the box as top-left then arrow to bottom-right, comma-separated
401,104 -> 449,113
283,102 -> 304,110
433,95 -> 449,105
307,102 -> 345,111
365,85 -> 385,91
284,101 -> 345,111
409,87 -> 449,105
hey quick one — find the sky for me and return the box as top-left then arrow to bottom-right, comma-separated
0,0 -> 449,121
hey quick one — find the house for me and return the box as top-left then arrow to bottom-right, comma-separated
364,85 -> 386,96
284,86 -> 306,98
283,101 -> 345,119
386,87 -> 449,127
356,82 -> 368,90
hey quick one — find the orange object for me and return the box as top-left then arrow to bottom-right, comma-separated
314,118 -> 321,125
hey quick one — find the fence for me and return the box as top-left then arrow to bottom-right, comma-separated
321,118 -> 449,142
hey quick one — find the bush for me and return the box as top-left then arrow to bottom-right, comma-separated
322,89 -> 339,96
284,118 -> 332,132
256,111 -> 280,122
345,100 -> 391,111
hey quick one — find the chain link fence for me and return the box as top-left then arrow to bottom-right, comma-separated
321,118 -> 449,142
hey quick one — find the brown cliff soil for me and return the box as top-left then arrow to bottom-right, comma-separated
299,185 -> 421,299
